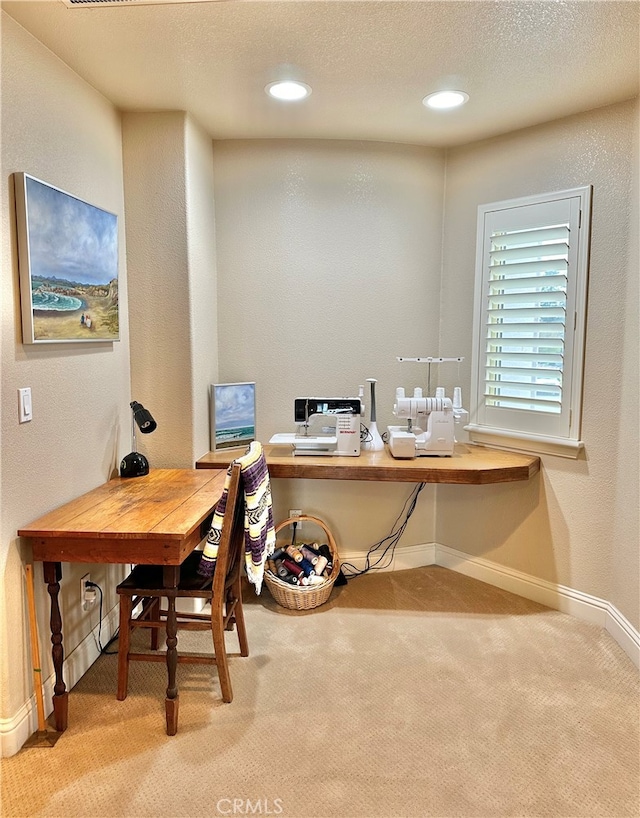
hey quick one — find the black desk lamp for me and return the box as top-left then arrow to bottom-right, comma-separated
120,401 -> 157,478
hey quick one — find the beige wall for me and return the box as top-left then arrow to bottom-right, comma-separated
211,139 -> 444,549
437,99 -> 639,628
122,112 -> 219,469
185,115 -> 219,459
122,112 -> 192,467
1,14 -> 131,723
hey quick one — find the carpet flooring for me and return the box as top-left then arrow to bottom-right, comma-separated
2,566 -> 638,818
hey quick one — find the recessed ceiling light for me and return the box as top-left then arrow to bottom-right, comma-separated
422,90 -> 469,110
265,81 -> 312,101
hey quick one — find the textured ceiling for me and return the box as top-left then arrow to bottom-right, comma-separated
2,0 -> 639,147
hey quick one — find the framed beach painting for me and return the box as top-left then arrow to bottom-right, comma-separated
210,382 -> 256,452
14,173 -> 119,344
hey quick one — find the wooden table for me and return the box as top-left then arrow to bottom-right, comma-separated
197,443 -> 540,484
18,468 -> 226,735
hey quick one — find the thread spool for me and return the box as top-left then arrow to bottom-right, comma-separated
300,545 -> 318,564
272,547 -> 287,561
318,544 -> 333,569
281,574 -> 299,586
299,558 -> 315,577
274,559 -> 289,579
307,574 -> 326,585
267,559 -> 278,575
285,544 -> 304,562
313,555 -> 328,576
282,557 -> 304,578
304,543 -> 322,557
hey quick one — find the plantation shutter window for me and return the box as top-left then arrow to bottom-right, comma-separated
468,188 -> 592,458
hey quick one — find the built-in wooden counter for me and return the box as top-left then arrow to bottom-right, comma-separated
196,443 -> 539,485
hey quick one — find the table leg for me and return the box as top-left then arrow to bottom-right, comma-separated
43,561 -> 68,732
163,565 -> 180,735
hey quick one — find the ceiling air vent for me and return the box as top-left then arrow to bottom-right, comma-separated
61,0 -> 228,7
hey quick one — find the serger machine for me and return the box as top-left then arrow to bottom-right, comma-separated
387,388 -> 456,458
387,356 -> 468,459
270,396 -> 363,456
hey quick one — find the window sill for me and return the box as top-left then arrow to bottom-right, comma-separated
466,425 -> 584,459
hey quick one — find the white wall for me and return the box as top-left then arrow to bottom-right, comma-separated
1,13 -> 131,732
437,99 -> 639,629
211,139 -> 444,552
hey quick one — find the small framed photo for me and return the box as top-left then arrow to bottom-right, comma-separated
210,382 -> 256,451
14,172 -> 119,344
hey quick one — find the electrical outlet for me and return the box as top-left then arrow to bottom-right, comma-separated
80,573 -> 90,603
80,573 -> 96,611
289,509 -> 302,531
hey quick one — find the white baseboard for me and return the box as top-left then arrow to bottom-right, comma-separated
341,542 -> 436,574
0,604 -> 120,758
176,597 -> 206,614
341,541 -> 640,669
605,603 -> 640,668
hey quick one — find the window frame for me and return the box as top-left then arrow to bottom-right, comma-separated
468,186 -> 592,458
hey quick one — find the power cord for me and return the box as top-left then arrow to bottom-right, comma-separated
361,423 -> 389,444
360,423 -> 373,444
340,482 -> 426,578
84,581 -> 119,655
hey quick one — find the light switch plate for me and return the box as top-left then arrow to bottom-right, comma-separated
18,388 -> 32,423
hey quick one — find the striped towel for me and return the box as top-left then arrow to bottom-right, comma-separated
198,441 -> 276,594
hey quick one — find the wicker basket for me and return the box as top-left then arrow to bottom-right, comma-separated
265,515 -> 340,610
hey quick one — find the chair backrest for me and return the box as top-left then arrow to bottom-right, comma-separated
211,462 -> 245,598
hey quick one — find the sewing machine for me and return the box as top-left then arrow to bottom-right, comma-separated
387,388 -> 458,458
270,397 -> 363,456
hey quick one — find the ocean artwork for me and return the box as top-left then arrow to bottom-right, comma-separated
211,382 -> 256,451
31,290 -> 84,312
216,426 -> 256,443
15,173 -> 119,343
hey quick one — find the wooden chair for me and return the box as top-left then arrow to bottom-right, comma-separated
115,462 -> 248,730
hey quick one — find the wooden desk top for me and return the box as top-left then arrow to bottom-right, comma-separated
197,444 -> 539,485
19,468 -> 226,565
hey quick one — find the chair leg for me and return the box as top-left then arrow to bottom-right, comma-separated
231,580 -> 249,658
211,608 -> 233,703
117,595 -> 133,701
224,587 -> 236,632
150,598 -> 160,650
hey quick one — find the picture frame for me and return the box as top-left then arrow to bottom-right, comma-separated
210,382 -> 256,452
14,172 -> 119,344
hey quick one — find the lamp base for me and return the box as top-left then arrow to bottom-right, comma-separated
119,452 -> 149,478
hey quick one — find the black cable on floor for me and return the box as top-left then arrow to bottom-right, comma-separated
340,482 -> 426,578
